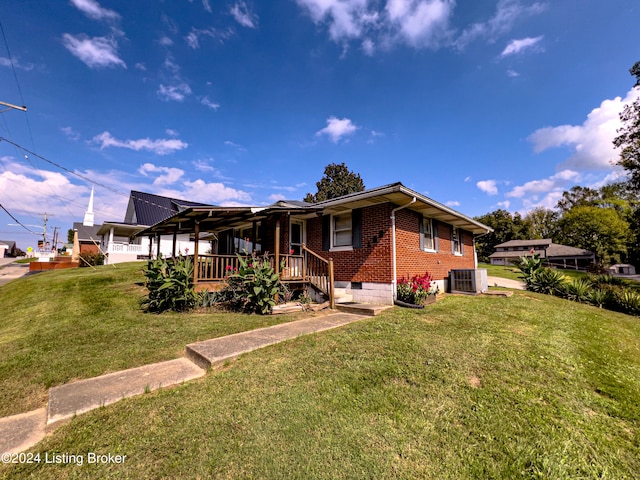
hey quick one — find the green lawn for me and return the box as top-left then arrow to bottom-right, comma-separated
479,262 -> 590,281
0,263 -> 307,417
1,281 -> 639,478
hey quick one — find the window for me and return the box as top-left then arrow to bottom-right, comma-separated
333,213 -> 352,248
452,227 -> 462,255
422,218 -> 435,251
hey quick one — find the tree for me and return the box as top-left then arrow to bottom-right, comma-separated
556,206 -> 630,265
524,207 -> 559,240
67,228 -> 75,244
613,61 -> 640,193
555,185 -> 600,212
474,209 -> 530,262
304,163 -> 365,203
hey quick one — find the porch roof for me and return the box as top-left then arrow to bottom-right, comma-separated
136,182 -> 492,237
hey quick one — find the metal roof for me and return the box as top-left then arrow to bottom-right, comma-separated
125,191 -> 215,226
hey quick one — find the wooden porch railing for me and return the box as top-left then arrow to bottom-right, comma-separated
192,245 -> 335,308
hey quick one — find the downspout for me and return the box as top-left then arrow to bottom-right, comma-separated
391,197 -> 417,301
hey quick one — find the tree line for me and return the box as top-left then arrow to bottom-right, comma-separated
476,61 -> 640,268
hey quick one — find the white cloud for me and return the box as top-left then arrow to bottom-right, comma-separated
138,163 -> 184,185
185,27 -> 232,49
230,2 -> 258,28
165,129 -> 179,137
62,33 -> 126,69
159,36 -> 174,47
528,87 -> 640,170
505,169 -> 580,198
91,131 -> 188,155
362,38 -> 375,55
456,0 -> 547,49
496,200 -> 511,209
69,0 -> 120,21
507,69 -> 519,77
464,176 -> 471,182
268,193 -> 287,202
224,140 -> 246,151
157,83 -> 192,102
0,56 -> 36,71
61,126 -> 81,141
202,0 -> 212,13
386,0 -> 454,47
158,180 -> 252,205
446,200 -> 460,207
500,36 -> 543,57
316,116 -> 358,143
476,179 -> 498,195
201,96 -> 220,110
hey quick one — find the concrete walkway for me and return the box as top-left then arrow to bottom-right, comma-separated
487,275 -> 526,290
0,311 -> 371,455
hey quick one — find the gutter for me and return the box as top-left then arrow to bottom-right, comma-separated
391,197 -> 417,301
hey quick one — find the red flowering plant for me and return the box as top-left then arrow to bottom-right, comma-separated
397,271 -> 439,305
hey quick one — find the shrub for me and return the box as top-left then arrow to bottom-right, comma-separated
526,268 -> 566,296
612,290 -> 640,317
142,255 -> 198,313
397,272 -> 438,305
79,252 -> 105,267
216,253 -> 286,314
587,288 -> 613,309
515,254 -> 542,280
562,278 -> 592,302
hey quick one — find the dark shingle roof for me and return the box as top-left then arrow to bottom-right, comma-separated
495,239 -> 553,248
125,191 -> 216,226
73,223 -> 102,242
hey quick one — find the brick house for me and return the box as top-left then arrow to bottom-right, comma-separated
138,182 -> 492,304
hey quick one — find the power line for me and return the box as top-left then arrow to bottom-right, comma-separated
0,203 -> 38,234
0,136 -> 128,197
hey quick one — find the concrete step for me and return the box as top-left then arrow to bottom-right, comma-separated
0,408 -> 46,455
336,303 -> 394,316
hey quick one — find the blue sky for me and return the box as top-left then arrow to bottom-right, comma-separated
0,0 -> 639,250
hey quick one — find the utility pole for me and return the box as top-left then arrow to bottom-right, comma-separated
0,100 -> 27,113
39,212 -> 53,252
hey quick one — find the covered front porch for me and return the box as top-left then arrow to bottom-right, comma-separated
137,202 -> 336,307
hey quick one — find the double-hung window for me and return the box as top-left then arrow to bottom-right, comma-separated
452,227 -> 462,255
422,218 -> 435,251
333,213 -> 352,248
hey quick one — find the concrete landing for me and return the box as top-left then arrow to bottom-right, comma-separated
0,408 -> 46,455
47,358 -> 204,427
335,302 -> 394,316
187,312 -> 367,369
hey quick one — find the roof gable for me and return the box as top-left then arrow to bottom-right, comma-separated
125,191 -> 216,226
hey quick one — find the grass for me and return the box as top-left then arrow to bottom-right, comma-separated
479,262 -> 590,281
0,262 -> 308,417
1,287 -> 639,478
13,257 -> 38,264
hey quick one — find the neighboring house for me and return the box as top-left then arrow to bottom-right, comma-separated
97,191 -> 215,264
72,223 -> 102,255
489,239 -> 595,269
137,182 -> 493,305
0,240 -> 17,257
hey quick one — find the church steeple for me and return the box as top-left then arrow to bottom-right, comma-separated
83,185 -> 95,227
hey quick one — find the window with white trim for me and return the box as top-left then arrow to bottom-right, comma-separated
332,213 -> 352,248
423,218 -> 435,251
452,227 -> 462,255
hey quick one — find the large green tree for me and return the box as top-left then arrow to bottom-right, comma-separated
613,61 -> 640,193
556,206 -> 630,265
474,209 -> 530,262
524,207 -> 559,240
304,163 -> 365,203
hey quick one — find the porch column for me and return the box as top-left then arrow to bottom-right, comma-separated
156,234 -> 161,259
172,227 -> 178,258
148,236 -> 153,258
274,217 -> 281,273
193,221 -> 200,284
108,227 -> 114,251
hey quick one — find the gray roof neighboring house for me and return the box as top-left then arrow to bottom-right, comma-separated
494,239 -> 553,248
490,240 -> 594,259
72,223 -> 102,242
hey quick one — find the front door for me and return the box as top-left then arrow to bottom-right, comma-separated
290,219 -> 305,255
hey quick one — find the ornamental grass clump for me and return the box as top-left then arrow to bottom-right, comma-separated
397,272 -> 439,305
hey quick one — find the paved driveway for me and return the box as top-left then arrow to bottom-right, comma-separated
0,260 -> 31,287
487,275 -> 526,290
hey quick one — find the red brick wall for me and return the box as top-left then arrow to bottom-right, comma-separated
395,209 -> 475,282
305,204 -> 475,284
80,243 -> 99,254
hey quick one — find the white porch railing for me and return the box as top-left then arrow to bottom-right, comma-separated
106,243 -> 146,254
